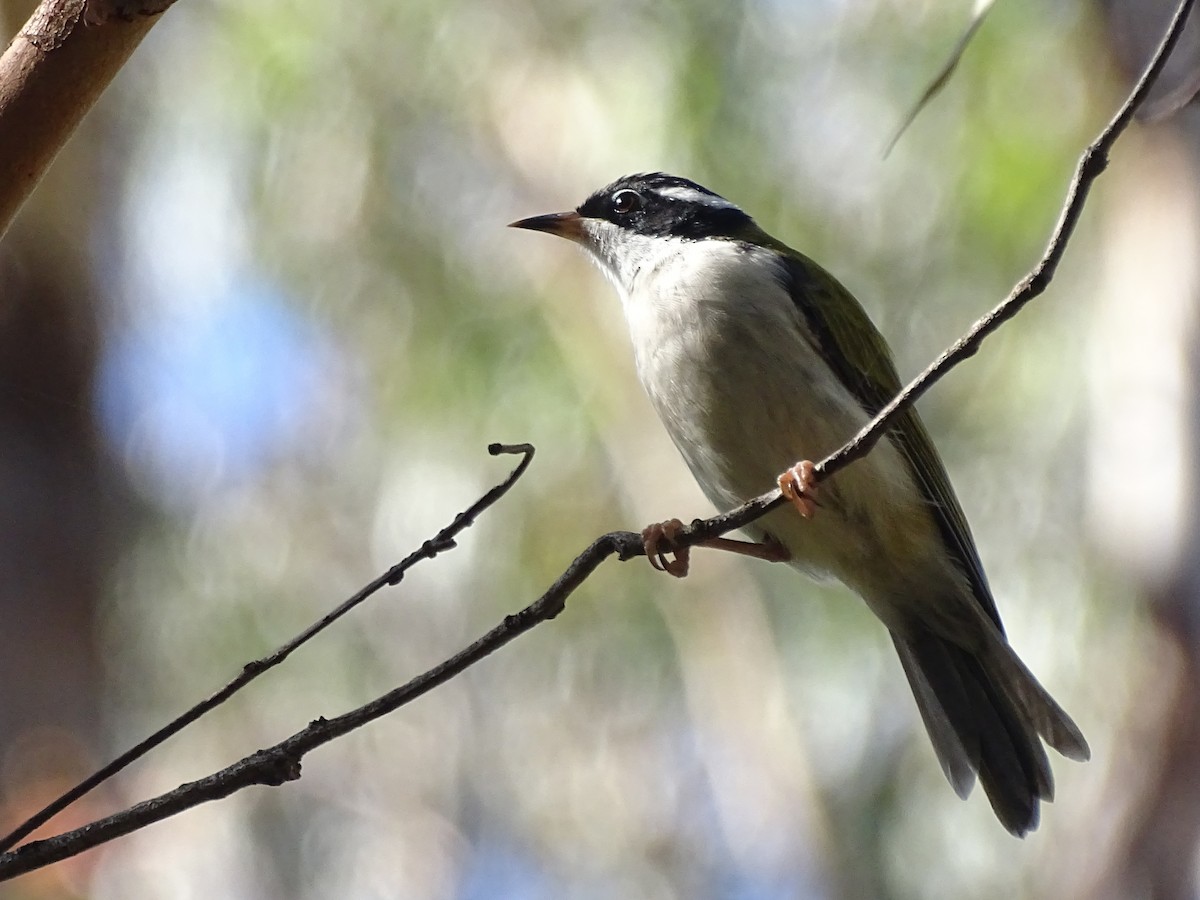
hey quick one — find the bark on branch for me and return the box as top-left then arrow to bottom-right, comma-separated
0,0 -> 165,238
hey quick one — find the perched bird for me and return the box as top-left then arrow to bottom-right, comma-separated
511,173 -> 1089,836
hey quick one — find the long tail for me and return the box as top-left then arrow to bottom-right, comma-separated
892,630 -> 1090,836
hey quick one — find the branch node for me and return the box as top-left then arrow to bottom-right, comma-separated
1081,145 -> 1110,180
252,752 -> 302,787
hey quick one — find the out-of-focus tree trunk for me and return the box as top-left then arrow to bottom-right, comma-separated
0,1 -> 128,886
1074,2 -> 1200,897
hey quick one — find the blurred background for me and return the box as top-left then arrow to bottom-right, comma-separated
0,0 -> 1197,897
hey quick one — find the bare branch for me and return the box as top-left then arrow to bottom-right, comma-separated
694,0 -> 1199,546
0,0 -> 163,239
822,0 -> 1194,482
0,0 -> 1192,881
0,442 -> 535,855
0,507 -> 623,882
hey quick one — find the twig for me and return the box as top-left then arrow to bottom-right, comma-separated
0,0 -> 1192,880
0,519 -> 624,881
0,442 -> 535,855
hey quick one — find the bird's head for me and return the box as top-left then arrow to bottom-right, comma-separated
510,173 -> 755,293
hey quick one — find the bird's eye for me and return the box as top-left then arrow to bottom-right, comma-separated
611,189 -> 644,215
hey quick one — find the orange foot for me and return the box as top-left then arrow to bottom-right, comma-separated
641,520 -> 792,577
778,460 -> 819,518
642,518 -> 690,578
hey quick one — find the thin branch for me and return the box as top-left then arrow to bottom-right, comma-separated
684,0 -> 1198,545
0,0 -> 1192,880
819,0 -> 1194,482
0,442 -> 535,855
0,499 -> 620,882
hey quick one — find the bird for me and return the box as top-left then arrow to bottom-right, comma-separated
509,172 -> 1089,836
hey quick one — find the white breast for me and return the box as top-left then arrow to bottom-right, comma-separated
593,233 -> 943,602
620,238 -> 855,504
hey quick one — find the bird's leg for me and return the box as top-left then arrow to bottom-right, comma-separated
703,534 -> 792,562
642,519 -> 792,579
778,460 -> 819,518
643,461 -> 817,577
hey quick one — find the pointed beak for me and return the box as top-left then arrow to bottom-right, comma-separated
508,211 -> 586,243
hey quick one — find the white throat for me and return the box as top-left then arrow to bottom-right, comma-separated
576,218 -> 679,308
573,220 -> 792,400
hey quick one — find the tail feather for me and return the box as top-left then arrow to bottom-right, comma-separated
984,640 -> 1091,763
893,630 -> 1084,837
893,638 -> 976,798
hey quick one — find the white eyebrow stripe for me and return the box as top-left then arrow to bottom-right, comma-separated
655,185 -> 738,209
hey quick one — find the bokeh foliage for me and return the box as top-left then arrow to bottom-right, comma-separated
24,0 -> 1154,896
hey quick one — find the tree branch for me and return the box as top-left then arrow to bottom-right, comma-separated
0,442 -> 535,856
0,0 -> 165,239
0,524 -> 627,880
685,0 -> 1197,545
0,0 -> 1192,881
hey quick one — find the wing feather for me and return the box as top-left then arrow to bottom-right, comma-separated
769,245 -> 1002,630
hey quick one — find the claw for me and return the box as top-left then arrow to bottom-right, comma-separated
641,518 -> 690,578
777,460 -> 819,518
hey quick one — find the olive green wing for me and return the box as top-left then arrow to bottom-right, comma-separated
774,247 -> 1002,631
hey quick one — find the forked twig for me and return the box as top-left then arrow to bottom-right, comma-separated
0,443 -> 535,855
